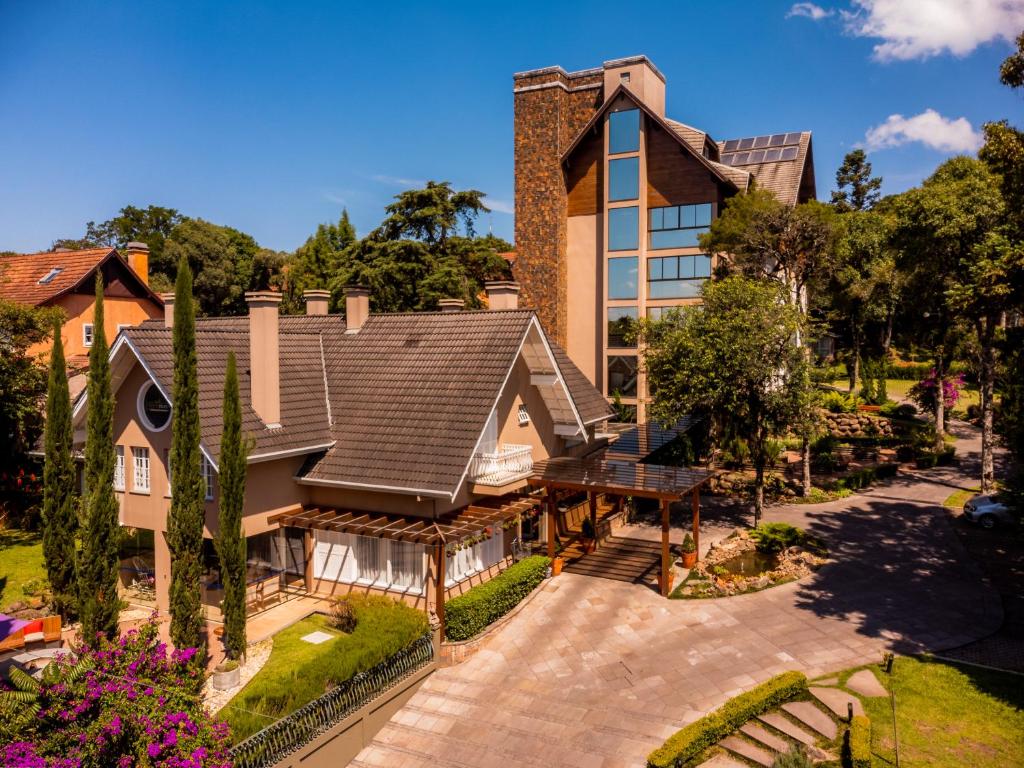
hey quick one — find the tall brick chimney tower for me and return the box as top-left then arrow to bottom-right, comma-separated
512,65 -> 604,346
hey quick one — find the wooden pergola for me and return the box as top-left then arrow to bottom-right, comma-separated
528,457 -> 718,596
269,495 -> 540,634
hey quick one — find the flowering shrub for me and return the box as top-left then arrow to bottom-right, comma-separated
909,370 -> 965,413
0,619 -> 231,767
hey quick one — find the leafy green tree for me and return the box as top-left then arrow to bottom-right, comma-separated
42,319 -> 78,619
167,258 -> 206,663
214,352 -> 249,661
0,299 -> 61,525
831,149 -> 883,212
78,276 -> 120,642
283,210 -> 357,313
891,157 -> 1005,457
643,277 -> 813,522
328,182 -> 511,312
998,327 -> 1024,505
1000,30 -> 1024,89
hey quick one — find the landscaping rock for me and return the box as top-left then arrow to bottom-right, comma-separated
846,669 -> 887,698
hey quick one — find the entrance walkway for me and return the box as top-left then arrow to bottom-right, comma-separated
354,454 -> 1001,768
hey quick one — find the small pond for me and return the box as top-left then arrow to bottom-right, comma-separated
715,550 -> 779,577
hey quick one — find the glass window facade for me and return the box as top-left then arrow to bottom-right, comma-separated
608,109 -> 640,154
607,306 -> 638,348
648,255 -> 712,299
649,203 -> 713,249
608,206 -> 639,251
647,305 -> 685,321
608,257 -> 638,299
608,157 -> 639,201
607,355 -> 638,398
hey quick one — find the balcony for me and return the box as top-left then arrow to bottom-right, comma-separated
469,444 -> 534,488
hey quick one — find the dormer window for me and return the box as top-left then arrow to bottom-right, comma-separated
138,380 -> 171,432
38,267 -> 63,285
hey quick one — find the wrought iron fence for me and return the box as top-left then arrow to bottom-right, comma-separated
229,632 -> 434,768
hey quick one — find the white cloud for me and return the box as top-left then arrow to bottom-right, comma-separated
787,3 -> 834,20
844,0 -> 1024,61
863,109 -> 983,152
485,197 -> 514,215
370,174 -> 427,188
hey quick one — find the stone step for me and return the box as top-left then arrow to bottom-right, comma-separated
696,754 -> 750,768
721,735 -> 775,767
740,721 -> 793,754
810,686 -> 865,719
846,669 -> 887,697
782,701 -> 838,740
757,712 -> 819,747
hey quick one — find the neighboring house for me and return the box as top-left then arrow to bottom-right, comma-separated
512,55 -> 817,422
0,243 -> 164,397
71,282 -> 613,633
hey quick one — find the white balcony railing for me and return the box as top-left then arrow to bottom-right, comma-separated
469,444 -> 534,487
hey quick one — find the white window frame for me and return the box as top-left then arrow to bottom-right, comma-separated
164,449 -> 172,497
517,403 -> 530,426
201,456 -> 214,501
113,446 -> 125,491
137,380 -> 171,433
82,323 -> 94,348
131,447 -> 150,493
312,531 -> 424,595
445,528 -> 504,587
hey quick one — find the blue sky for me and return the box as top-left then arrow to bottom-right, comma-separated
1,0 -> 1021,253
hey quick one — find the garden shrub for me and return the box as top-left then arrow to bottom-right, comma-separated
842,715 -> 871,768
822,391 -> 859,413
879,401 -> 918,419
225,594 -> 429,741
832,463 -> 898,492
444,555 -> 550,642
329,597 -> 357,633
647,671 -> 808,767
750,523 -> 806,553
773,744 -> 815,768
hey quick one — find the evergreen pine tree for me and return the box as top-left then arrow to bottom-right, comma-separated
41,319 -> 78,619
78,275 -> 120,642
167,257 -> 206,659
831,149 -> 883,212
214,352 -> 249,660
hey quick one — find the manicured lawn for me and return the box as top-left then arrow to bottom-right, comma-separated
862,656 -> 1024,767
944,487 -> 980,509
828,379 -> 981,411
220,594 -> 429,742
0,527 -> 47,611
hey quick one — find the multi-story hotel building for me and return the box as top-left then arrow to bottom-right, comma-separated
513,56 -> 817,422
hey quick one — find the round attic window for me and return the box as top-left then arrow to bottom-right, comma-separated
138,381 -> 171,432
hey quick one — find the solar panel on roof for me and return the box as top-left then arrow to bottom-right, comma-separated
769,133 -> 786,147
781,145 -> 799,160
764,148 -> 782,162
739,137 -> 755,150
754,135 -> 770,149
723,139 -> 740,152
785,132 -> 802,144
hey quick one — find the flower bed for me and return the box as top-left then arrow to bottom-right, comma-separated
672,525 -> 827,599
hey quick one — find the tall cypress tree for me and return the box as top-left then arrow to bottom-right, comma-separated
79,275 -> 120,642
167,257 -> 206,659
42,319 -> 78,620
214,352 -> 249,660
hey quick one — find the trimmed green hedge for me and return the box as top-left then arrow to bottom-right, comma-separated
444,555 -> 550,642
843,715 -> 871,768
647,671 -> 808,767
832,462 -> 898,492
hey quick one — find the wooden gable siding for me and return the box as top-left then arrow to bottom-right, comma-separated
646,121 -> 723,208
565,127 -> 603,217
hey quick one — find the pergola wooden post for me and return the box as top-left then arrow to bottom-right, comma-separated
660,498 -> 671,597
434,542 -> 446,638
546,489 -> 557,558
691,487 -> 701,562
588,492 -> 598,547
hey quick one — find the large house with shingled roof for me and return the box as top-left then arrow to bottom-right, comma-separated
513,55 -> 817,422
0,243 -> 164,397
70,281 -> 628,637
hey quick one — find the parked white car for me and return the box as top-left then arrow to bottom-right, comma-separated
963,494 -> 1017,529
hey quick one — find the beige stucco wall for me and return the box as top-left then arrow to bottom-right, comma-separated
566,213 -> 602,389
603,60 -> 665,117
496,354 -> 561,462
31,294 -> 163,361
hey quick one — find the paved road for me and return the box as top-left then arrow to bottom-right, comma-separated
354,434 -> 1002,768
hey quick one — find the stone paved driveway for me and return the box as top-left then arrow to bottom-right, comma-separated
354,462 -> 1001,768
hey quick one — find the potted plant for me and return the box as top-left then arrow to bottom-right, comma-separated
580,517 -> 596,553
211,658 -> 240,691
550,555 -> 564,577
680,533 -> 697,569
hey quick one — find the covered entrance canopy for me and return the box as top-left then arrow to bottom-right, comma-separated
528,457 -> 718,595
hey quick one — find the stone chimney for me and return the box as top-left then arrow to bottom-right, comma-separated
344,286 -> 369,333
245,291 -> 282,427
438,298 -> 465,312
303,289 -> 330,316
125,242 -> 150,285
485,281 -> 520,310
160,293 -> 175,328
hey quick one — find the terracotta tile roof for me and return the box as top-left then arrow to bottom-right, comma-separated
716,132 -> 813,206
120,308 -> 611,497
0,248 -> 114,305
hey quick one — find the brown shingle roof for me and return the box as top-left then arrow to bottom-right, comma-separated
118,308 -> 610,497
0,248 -> 114,305
716,132 -> 814,206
